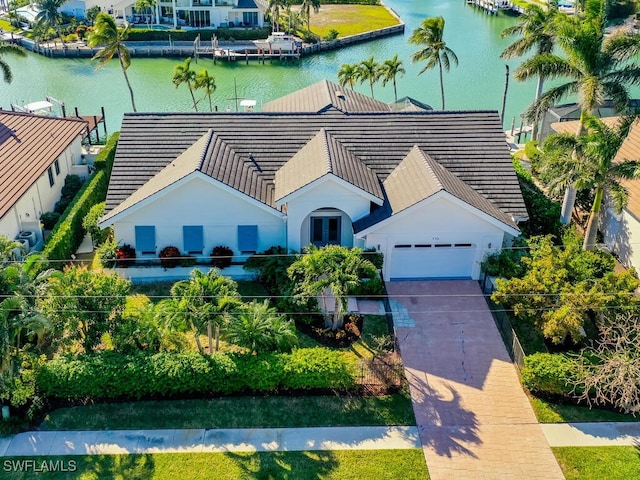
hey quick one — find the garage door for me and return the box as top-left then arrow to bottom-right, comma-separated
389,243 -> 477,279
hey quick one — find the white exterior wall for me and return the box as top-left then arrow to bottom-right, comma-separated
0,137 -> 84,244
602,207 -> 640,272
112,176 -> 285,260
283,177 -> 373,251
360,196 -> 508,281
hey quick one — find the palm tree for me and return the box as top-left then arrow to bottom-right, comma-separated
225,300 -> 297,354
409,16 -> 458,110
173,57 -> 199,112
299,0 -> 320,32
500,4 -> 557,139
267,0 -> 289,32
288,245 -> 377,331
88,13 -> 138,112
515,15 -> 640,224
357,56 -> 380,99
135,0 -> 157,26
168,269 -> 242,354
0,42 -> 26,84
380,54 -> 405,103
337,63 -> 358,90
195,69 -> 216,112
540,115 -> 640,249
35,0 -> 65,42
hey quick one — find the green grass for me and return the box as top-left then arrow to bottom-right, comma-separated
1,450 -> 429,479
305,5 -> 400,38
529,396 -> 640,423
40,393 -> 416,431
554,447 -> 640,480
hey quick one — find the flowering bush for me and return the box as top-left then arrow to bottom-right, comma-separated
211,246 -> 233,269
116,244 -> 136,267
159,246 -> 182,269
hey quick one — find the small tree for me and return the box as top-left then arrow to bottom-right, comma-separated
173,57 -> 199,111
195,69 -> 216,112
573,312 -> 640,414
337,63 -> 358,90
288,245 -> 377,331
0,41 -> 26,85
356,56 -> 380,99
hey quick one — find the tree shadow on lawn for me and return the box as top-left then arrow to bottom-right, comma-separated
79,454 -> 155,480
405,368 -> 481,459
226,450 -> 339,479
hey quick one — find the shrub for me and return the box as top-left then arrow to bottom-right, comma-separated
521,352 -> 575,397
97,238 -> 117,268
348,275 -> 385,297
60,174 -> 84,199
40,211 -> 61,230
362,248 -> 384,269
211,245 -> 233,268
480,237 -> 528,278
36,349 -> 356,400
82,202 -> 108,245
159,246 -> 182,269
323,29 -> 339,41
93,133 -> 119,173
116,244 -> 136,267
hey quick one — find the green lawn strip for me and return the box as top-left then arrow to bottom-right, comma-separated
1,450 -> 429,480
129,280 -> 268,303
529,395 -> 640,423
307,5 -> 400,38
41,393 -> 416,431
553,447 -> 640,480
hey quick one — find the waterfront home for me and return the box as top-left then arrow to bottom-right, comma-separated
100,82 -> 527,281
82,0 -> 267,29
0,111 -> 89,252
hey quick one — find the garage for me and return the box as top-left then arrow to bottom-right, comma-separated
388,243 -> 478,280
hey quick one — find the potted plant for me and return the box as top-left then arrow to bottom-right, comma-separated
211,245 -> 233,269
159,245 -> 182,269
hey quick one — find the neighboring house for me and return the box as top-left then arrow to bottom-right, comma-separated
539,99 -> 640,140
261,80 -> 432,114
83,0 -> 266,29
100,82 -> 527,281
551,117 -> 640,272
0,111 -> 89,252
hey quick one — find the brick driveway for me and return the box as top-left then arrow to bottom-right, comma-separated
387,280 -> 564,480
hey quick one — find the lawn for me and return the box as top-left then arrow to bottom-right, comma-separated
129,280 -> 269,303
554,447 -> 640,480
529,396 -> 640,423
41,393 -> 416,431
1,450 -> 429,480
303,5 -> 400,39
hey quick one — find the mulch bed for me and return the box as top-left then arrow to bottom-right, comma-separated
296,314 -> 364,348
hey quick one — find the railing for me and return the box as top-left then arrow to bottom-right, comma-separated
357,355 -> 405,395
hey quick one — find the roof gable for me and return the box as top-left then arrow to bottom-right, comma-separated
0,111 -> 88,219
262,79 -> 391,113
274,128 -> 383,203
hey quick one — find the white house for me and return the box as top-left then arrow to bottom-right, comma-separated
82,0 -> 266,29
100,81 -> 527,281
0,111 -> 89,251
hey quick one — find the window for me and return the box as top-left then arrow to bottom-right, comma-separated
135,226 -> 156,254
47,167 -> 54,187
238,225 -> 258,253
54,159 -> 60,175
394,244 -> 411,248
454,243 -> 473,248
183,225 -> 204,254
415,244 -> 432,248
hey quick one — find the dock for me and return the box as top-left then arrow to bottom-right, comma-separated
466,0 -> 522,15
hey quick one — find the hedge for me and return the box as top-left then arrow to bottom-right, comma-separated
42,133 -> 119,267
521,352 -> 576,397
37,349 -> 356,400
125,27 -> 270,42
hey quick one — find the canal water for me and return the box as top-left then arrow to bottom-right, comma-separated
1,0 -> 538,131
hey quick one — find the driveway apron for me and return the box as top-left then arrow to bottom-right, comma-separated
387,280 -> 564,480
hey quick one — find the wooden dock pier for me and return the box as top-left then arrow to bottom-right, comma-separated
465,0 -> 521,15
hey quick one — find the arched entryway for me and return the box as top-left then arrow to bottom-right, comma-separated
300,208 -> 353,248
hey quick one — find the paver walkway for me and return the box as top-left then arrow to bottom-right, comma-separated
0,426 -> 420,456
387,280 -> 564,480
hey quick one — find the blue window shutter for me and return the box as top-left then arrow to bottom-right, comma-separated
183,225 -> 204,253
238,225 -> 258,252
135,226 -> 156,254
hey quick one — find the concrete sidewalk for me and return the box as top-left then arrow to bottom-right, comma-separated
542,422 -> 640,447
0,426 -> 420,457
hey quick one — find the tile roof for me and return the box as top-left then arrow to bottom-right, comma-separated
390,97 -> 433,112
261,79 -> 391,113
106,110 -> 526,226
354,146 -> 517,232
0,111 -> 88,220
274,128 -> 383,202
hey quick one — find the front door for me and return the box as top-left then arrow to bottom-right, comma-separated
311,216 -> 341,246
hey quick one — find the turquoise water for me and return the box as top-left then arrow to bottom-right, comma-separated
1,1 -> 538,130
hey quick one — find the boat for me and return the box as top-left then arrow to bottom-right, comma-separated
253,32 -> 300,53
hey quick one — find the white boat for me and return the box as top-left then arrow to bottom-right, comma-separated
253,32 -> 300,53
